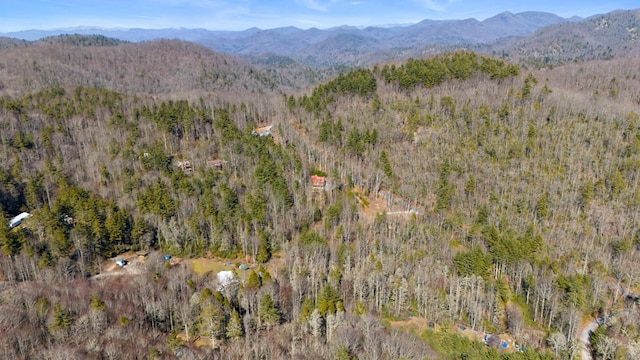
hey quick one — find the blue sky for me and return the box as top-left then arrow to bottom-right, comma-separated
1,0 -> 637,32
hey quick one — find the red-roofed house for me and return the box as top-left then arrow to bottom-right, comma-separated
311,175 -> 326,188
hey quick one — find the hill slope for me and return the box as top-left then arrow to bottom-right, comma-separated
0,36 -> 281,96
494,9 -> 640,65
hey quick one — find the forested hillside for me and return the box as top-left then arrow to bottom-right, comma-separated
1,37 -> 639,359
485,9 -> 640,67
0,35 -> 330,97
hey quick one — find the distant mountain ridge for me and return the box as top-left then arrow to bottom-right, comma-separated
1,11 -> 571,43
487,9 -> 640,65
2,9 -> 640,68
0,11 -> 576,67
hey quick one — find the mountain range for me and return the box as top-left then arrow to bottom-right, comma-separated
487,9 -> 640,65
0,10 -> 585,67
0,8 -> 638,78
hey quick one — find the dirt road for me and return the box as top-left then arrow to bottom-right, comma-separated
579,319 -> 598,360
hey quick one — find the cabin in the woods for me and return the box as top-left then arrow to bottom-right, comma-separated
207,159 -> 225,171
252,125 -> 273,137
176,160 -> 193,174
310,175 -> 326,188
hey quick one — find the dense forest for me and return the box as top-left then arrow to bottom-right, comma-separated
1,37 -> 640,360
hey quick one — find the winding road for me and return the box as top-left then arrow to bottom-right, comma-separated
578,281 -> 639,360
579,319 -> 599,360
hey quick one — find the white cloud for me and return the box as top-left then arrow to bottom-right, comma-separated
296,0 -> 329,11
295,0 -> 344,12
413,0 -> 458,12
147,0 -> 228,9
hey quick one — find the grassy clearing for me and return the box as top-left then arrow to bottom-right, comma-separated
188,258 -> 258,283
190,258 -> 236,276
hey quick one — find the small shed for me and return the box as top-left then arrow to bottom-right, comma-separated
239,264 -> 249,270
484,334 -> 502,349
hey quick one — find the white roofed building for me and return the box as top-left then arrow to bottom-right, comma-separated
9,212 -> 31,229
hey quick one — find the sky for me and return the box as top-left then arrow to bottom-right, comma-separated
0,0 -> 638,32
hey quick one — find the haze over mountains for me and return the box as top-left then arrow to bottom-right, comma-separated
0,9 -> 610,67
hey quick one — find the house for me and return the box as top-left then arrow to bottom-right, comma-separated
310,175 -> 326,188
206,159 -> 225,171
252,125 -> 273,137
176,160 -> 193,174
9,212 -> 31,229
216,270 -> 238,290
